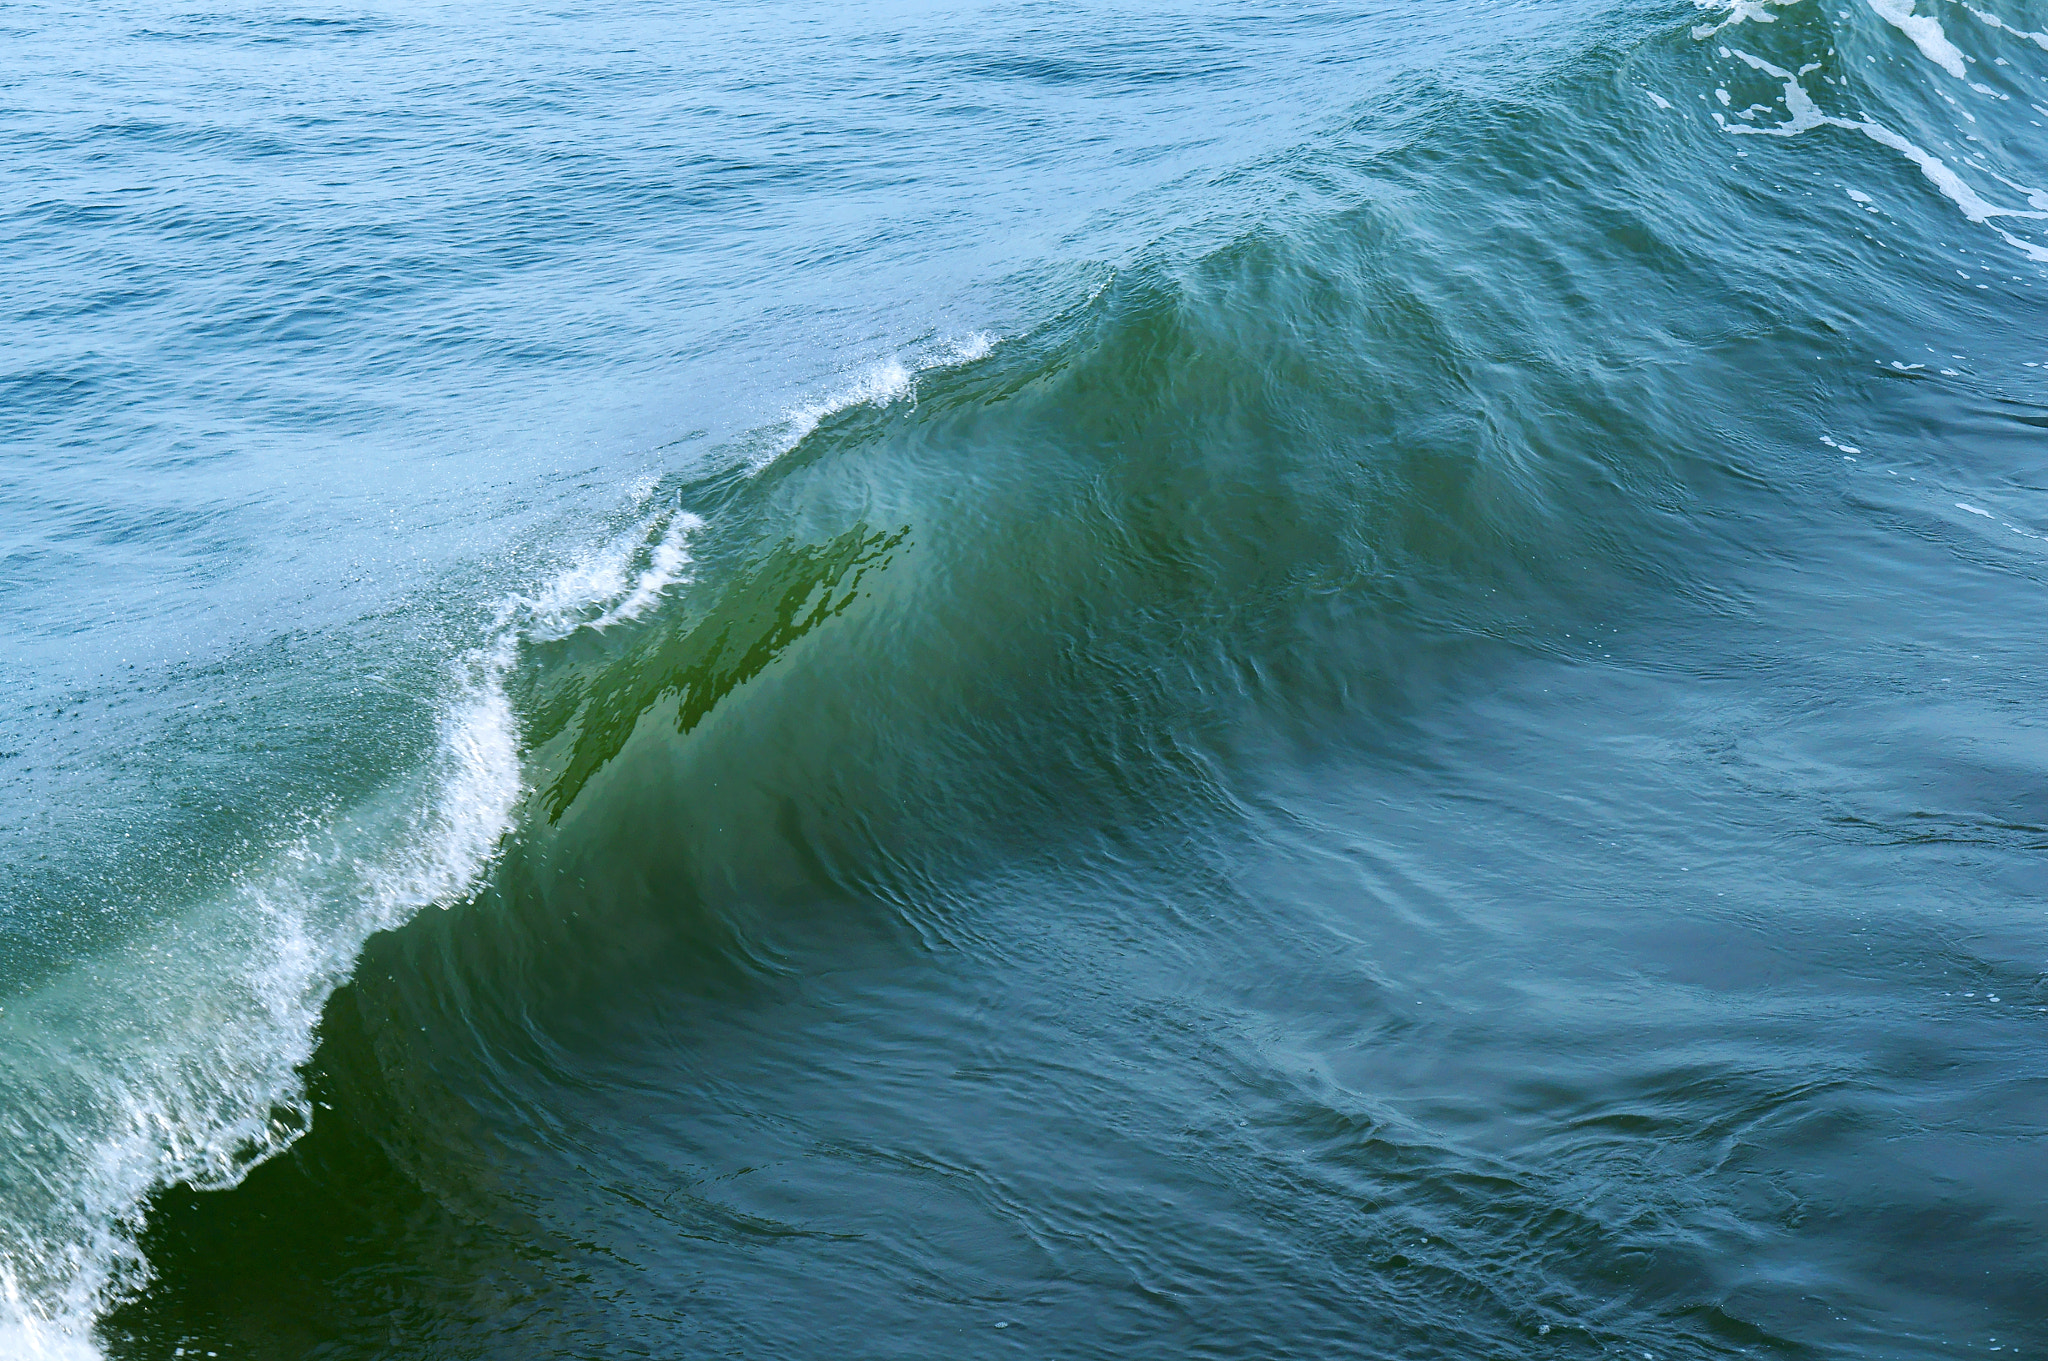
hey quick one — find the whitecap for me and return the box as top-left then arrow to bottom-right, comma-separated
0,631 -> 523,1359
581,512 -> 706,633
765,331 -> 997,469
0,480 -> 739,1352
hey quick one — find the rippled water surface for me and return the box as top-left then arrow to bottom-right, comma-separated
4,0 -> 2047,1356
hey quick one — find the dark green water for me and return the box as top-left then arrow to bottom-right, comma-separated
5,0 -> 2048,1356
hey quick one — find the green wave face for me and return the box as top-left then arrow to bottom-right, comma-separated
527,522 -> 911,824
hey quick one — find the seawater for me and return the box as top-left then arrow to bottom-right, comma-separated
3,0 -> 2047,1356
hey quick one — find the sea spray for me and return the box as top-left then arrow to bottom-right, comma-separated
0,344 -> 984,1350
0,632 -> 522,1355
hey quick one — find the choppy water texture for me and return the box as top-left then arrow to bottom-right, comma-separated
4,0 -> 2048,1356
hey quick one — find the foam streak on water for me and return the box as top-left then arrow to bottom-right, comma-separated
1867,0 -> 1967,77
1702,8 -> 2048,263
1965,6 -> 2048,51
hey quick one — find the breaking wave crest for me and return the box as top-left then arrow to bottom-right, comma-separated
0,323 -> 1010,1355
0,635 -> 521,1359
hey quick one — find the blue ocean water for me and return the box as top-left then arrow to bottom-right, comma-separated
4,0 -> 2048,1356
2,0 -> 1566,972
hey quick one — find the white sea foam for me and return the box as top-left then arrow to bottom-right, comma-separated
0,323 -> 1008,1350
521,538 -> 641,632
1963,6 -> 2048,53
0,495 -> 736,1354
1852,120 -> 2046,225
584,513 -> 704,632
761,331 -> 997,468
1983,169 -> 2048,212
1712,44 -> 2048,258
0,634 -> 520,1355
1692,0 -> 1802,41
1866,0 -> 1967,78
1993,227 -> 2048,260
521,509 -> 706,641
0,1297 -> 101,1361
778,358 -> 916,453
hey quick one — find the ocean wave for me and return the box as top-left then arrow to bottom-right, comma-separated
0,322 -> 1015,1354
0,633 -> 520,1357
17,0 -> 2048,1350
763,332 -> 999,468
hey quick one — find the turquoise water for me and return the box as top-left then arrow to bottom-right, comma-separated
4,0 -> 2048,1356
